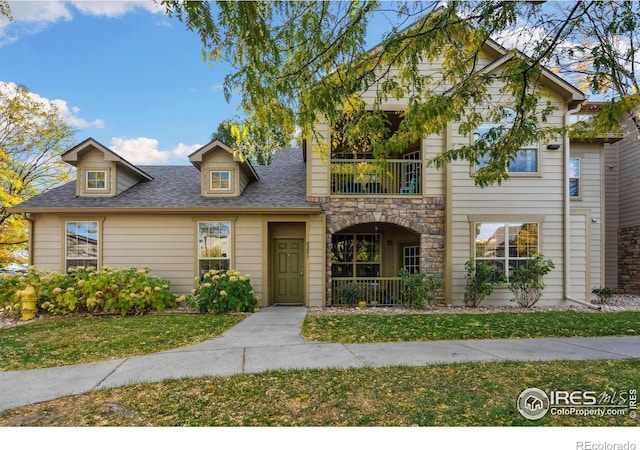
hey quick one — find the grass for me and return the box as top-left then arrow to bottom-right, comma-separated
0,359 -> 637,426
301,310 -> 640,343
0,314 -> 245,372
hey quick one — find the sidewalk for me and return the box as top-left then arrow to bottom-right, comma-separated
2,306 -> 639,412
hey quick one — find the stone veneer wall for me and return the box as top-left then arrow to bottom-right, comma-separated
618,225 -> 640,294
309,196 -> 446,305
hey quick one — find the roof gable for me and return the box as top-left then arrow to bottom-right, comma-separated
61,138 -> 154,181
188,140 -> 259,182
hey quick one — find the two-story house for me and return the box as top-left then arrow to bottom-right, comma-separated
13,36 -> 618,308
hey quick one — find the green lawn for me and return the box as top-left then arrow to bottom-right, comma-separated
0,314 -> 244,371
0,359 -> 637,426
302,310 -> 640,342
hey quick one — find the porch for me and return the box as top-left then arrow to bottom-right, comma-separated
329,222 -> 421,306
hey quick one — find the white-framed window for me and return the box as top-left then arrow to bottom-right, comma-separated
570,157 -> 581,198
210,171 -> 231,190
331,233 -> 381,278
473,221 -> 539,282
65,221 -> 99,271
475,108 -> 538,173
86,170 -> 107,190
198,221 -> 231,275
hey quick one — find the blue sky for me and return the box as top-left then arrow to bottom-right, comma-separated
0,1 -> 241,165
0,1 -> 593,166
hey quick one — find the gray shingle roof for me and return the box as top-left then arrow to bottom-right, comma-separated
14,147 -> 319,211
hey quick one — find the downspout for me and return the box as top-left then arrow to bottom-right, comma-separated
563,104 -> 601,310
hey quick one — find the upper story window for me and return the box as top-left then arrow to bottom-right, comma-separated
86,170 -> 107,190
210,171 -> 231,190
65,221 -> 99,271
475,108 -> 538,174
570,157 -> 581,198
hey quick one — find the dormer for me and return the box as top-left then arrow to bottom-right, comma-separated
61,138 -> 153,197
188,140 -> 259,197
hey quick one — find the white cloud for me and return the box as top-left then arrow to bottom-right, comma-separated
492,23 -> 548,57
110,137 -> 201,165
0,1 -> 73,45
0,81 -> 105,130
0,1 -> 162,45
50,99 -> 105,129
5,1 -> 73,23
70,1 -> 162,18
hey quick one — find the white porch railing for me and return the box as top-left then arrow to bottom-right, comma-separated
330,159 -> 421,195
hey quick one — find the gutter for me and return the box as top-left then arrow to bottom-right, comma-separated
563,104 -> 602,311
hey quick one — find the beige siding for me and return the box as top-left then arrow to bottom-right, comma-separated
30,212 -> 323,307
448,89 -> 568,305
234,216 -> 264,304
199,150 -> 240,197
307,215 -> 326,307
116,167 -> 140,195
424,132 -> 446,197
102,215 -> 195,294
618,119 -> 640,228
603,145 -> 619,287
307,122 -> 331,197
30,215 -> 64,271
570,144 -> 604,289
239,168 -> 250,193
569,211 -> 590,300
76,148 -> 117,197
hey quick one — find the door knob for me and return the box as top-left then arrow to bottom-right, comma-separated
299,268 -> 304,276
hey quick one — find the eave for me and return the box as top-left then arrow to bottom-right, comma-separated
13,206 -> 322,215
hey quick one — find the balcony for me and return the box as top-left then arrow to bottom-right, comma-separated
330,159 -> 422,195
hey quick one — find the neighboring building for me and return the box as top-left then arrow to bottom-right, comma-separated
13,35 -> 624,307
602,113 -> 640,294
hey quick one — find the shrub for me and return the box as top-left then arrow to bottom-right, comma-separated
509,255 -> 555,308
1,266 -> 177,318
335,283 -> 363,306
463,260 -> 506,308
187,269 -> 258,314
399,269 -> 443,309
592,287 -> 617,305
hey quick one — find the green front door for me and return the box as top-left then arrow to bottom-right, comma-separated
273,239 -> 304,304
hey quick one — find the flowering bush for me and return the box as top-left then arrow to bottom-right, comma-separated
187,269 -> 258,314
0,266 -> 177,318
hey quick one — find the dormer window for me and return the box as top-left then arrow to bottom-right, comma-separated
210,171 -> 231,190
86,170 -> 107,190
189,140 -> 259,197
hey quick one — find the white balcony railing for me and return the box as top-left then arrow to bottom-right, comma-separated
330,159 -> 421,195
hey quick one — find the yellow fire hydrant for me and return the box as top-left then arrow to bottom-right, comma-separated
18,285 -> 38,321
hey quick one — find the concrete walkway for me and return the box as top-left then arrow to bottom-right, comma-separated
2,306 -> 640,412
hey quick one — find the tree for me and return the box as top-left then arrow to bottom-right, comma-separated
210,119 -> 235,145
550,1 -> 640,138
162,1 -> 640,185
212,117 -> 279,165
0,83 -> 76,265
0,0 -> 11,21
